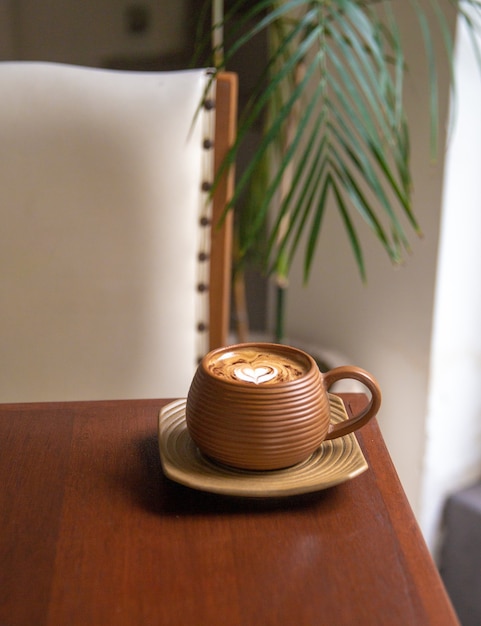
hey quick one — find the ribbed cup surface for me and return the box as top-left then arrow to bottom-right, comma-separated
185,343 -> 330,470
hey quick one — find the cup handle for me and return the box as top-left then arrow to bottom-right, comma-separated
322,366 -> 382,440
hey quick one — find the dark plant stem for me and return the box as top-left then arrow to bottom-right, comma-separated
274,284 -> 286,344
233,267 -> 249,343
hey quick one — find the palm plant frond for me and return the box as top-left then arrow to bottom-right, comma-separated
202,0 -> 481,339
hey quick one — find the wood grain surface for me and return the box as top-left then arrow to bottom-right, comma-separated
0,395 -> 459,626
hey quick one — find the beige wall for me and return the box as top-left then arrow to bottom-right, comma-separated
282,3 -> 455,517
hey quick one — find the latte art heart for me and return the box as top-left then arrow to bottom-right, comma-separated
207,347 -> 307,384
234,365 -> 278,384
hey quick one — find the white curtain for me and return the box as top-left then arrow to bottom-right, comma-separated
420,5 -> 481,554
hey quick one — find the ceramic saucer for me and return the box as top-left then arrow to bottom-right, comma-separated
158,394 -> 368,497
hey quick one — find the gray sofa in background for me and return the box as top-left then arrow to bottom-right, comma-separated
439,482 -> 481,626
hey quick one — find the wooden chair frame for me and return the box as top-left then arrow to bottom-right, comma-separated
209,72 -> 237,350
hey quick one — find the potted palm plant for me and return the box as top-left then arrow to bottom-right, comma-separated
195,0 -> 481,343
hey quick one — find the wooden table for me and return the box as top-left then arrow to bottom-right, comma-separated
0,395 -> 459,626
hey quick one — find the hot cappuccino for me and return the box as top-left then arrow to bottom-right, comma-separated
207,345 -> 308,385
186,342 -> 382,470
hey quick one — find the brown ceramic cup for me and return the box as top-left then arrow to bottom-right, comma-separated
185,342 -> 381,470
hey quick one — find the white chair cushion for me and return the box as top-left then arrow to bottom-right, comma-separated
0,62 -> 213,401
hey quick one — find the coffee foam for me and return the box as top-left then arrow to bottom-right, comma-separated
207,347 -> 307,385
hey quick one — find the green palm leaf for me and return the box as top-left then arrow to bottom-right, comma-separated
203,0 -> 481,284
